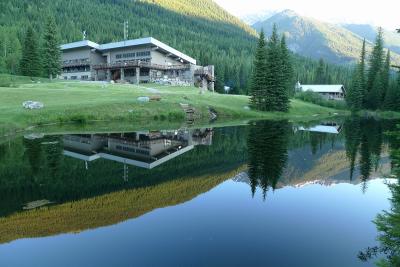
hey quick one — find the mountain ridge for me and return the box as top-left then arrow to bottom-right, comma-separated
252,10 -> 400,65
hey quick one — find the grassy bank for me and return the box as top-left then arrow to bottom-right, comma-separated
0,79 -> 345,135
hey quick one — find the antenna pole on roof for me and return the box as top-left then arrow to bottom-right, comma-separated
124,20 -> 129,43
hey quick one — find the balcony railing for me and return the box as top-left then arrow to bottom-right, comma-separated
93,60 -> 190,71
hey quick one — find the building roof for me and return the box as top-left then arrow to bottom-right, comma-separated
301,85 -> 345,93
61,37 -> 196,65
60,40 -> 100,50
298,125 -> 341,134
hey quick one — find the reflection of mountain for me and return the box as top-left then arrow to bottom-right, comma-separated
234,145 -> 391,190
0,166 -> 246,244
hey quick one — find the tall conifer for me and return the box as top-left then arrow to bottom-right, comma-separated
43,16 -> 61,80
20,26 -> 41,77
265,24 -> 288,112
366,27 -> 384,109
250,30 -> 268,110
280,34 -> 294,97
348,39 -> 366,111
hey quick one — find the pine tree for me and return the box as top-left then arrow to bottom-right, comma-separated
280,34 -> 294,97
250,30 -> 268,110
314,58 -> 326,84
380,50 -> 391,105
43,16 -> 61,80
20,26 -> 41,77
366,27 -> 385,109
348,39 -> 366,112
264,24 -> 288,112
367,71 -> 384,110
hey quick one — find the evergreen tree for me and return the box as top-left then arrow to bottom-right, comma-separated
43,16 -> 61,79
20,26 -> 41,77
314,58 -> 326,84
249,30 -> 268,109
366,27 -> 385,109
381,50 -> 391,105
280,34 -> 294,97
348,39 -> 367,112
264,24 -> 288,112
367,71 -> 384,110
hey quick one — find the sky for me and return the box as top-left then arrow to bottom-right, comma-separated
214,0 -> 399,31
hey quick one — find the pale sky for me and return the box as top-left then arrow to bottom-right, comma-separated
214,0 -> 399,31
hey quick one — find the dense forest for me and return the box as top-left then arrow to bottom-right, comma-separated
0,0 -> 353,94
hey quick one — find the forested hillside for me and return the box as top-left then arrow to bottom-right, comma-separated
0,0 -> 352,93
253,10 -> 400,65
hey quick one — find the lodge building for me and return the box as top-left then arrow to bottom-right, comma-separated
60,37 -> 215,90
295,82 -> 346,100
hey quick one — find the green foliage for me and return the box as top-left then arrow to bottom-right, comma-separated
314,58 -> 326,84
347,39 -> 366,112
20,27 -> 41,77
250,30 -> 268,108
366,28 -> 385,109
250,25 -> 291,112
42,16 -> 61,79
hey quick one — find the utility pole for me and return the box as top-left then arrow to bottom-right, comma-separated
124,20 -> 129,43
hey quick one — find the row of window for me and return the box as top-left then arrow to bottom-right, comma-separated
64,75 -> 89,80
62,66 -> 90,73
116,51 -> 151,59
115,145 -> 150,156
63,58 -> 90,65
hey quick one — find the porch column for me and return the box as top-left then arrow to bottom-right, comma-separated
120,68 -> 125,81
135,67 -> 140,84
106,69 -> 111,81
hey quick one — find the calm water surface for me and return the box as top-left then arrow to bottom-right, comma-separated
0,118 -> 399,267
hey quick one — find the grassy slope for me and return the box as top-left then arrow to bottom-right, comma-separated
0,79 -> 342,135
0,166 -> 245,244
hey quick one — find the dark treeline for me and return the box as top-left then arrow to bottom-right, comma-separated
347,28 -> 400,112
1,0 -> 352,95
0,126 -> 248,217
358,123 -> 400,266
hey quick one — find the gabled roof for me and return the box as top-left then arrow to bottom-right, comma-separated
60,40 -> 100,50
301,85 -> 345,93
61,37 -> 196,65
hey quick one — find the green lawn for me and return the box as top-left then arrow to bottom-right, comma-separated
0,79 -> 344,135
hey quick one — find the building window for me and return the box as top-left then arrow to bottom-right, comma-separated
81,75 -> 89,80
71,76 -> 77,80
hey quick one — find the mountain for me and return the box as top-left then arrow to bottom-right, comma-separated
252,10 -> 400,65
342,24 -> 400,54
241,10 -> 278,25
0,0 -> 257,93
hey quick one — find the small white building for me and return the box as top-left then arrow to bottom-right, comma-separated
296,82 -> 346,100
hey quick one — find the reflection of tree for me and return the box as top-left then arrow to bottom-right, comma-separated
344,118 -> 385,185
23,138 -> 43,175
310,132 -> 326,155
247,120 -> 289,199
358,126 -> 400,266
344,117 -> 361,180
43,136 -> 63,178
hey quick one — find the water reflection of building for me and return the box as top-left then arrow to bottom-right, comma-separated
298,122 -> 342,134
63,129 -> 213,169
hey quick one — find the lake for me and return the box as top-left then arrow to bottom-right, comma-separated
0,117 -> 399,267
